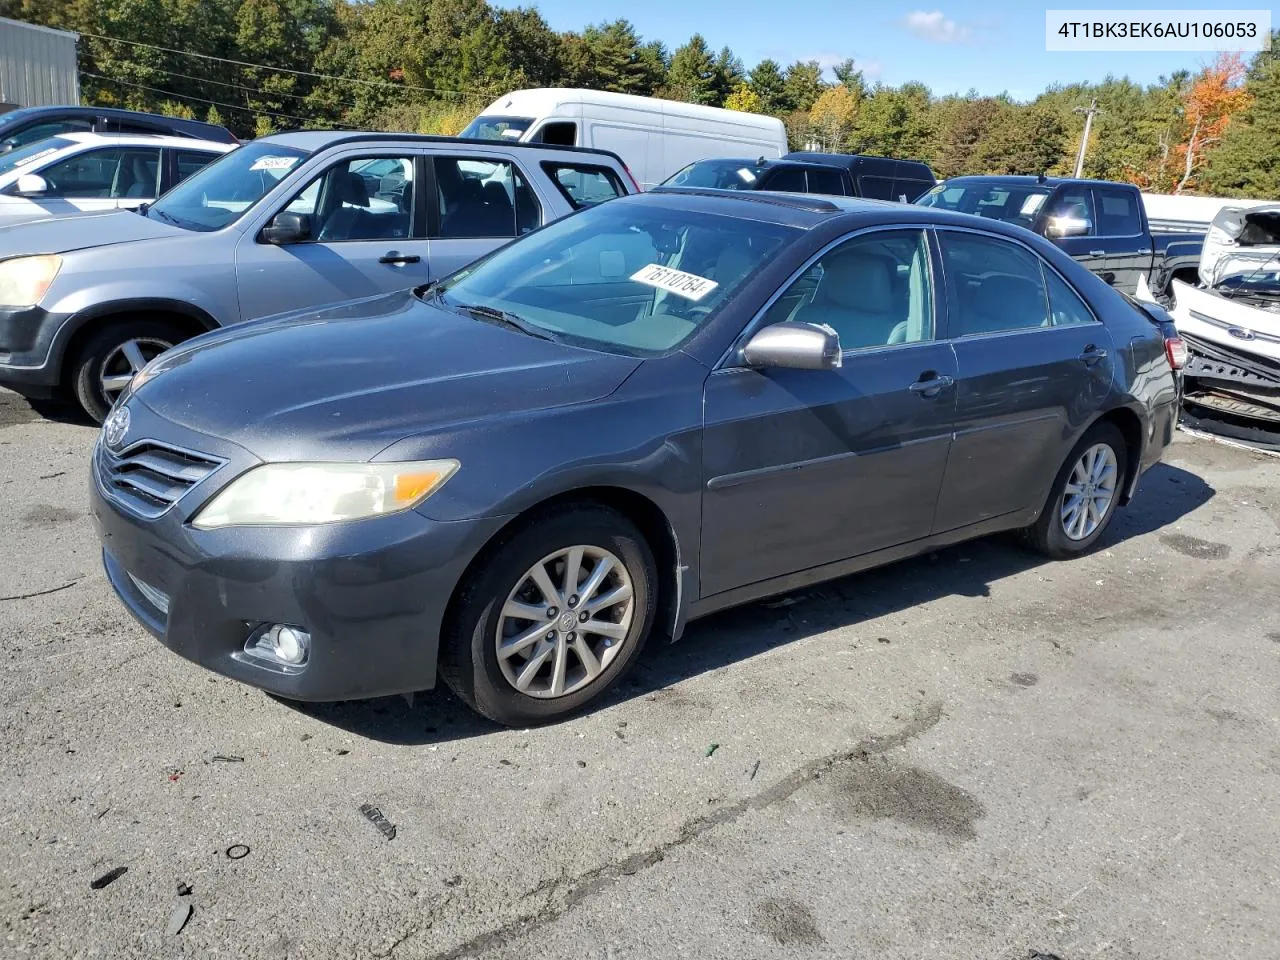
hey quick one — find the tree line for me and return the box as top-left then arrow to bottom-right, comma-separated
3,0 -> 1276,197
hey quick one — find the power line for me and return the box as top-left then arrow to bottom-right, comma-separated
77,30 -> 492,101
82,72 -> 342,129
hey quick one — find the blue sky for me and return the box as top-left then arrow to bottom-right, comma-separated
530,1 -> 1252,99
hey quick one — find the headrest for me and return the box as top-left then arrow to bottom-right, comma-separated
339,171 -> 370,207
818,252 -> 892,312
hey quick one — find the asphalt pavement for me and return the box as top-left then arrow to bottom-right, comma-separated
2,387 -> 1278,959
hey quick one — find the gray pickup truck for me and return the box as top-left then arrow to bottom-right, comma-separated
0,130 -> 635,420
917,175 -> 1203,296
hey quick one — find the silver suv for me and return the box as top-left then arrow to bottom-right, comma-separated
0,131 -> 635,420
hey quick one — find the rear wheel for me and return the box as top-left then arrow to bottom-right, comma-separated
71,319 -> 187,423
439,505 -> 657,726
1027,422 -> 1128,559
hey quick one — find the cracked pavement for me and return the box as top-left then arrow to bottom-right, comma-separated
2,387 -> 1279,959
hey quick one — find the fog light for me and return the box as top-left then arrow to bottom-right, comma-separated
246,623 -> 311,667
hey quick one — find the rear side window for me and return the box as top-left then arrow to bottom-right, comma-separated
541,162 -> 624,209
856,175 -> 896,200
1092,187 -> 1141,237
805,167 -> 846,196
939,232 -> 1051,336
1044,268 -> 1096,326
894,178 -> 933,203
434,157 -> 541,239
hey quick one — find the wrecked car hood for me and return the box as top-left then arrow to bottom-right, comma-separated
1168,280 -> 1280,363
1200,204 -> 1280,292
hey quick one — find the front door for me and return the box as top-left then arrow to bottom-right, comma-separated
700,228 -> 958,597
424,155 -> 545,279
33,145 -> 162,215
931,228 -> 1116,533
1089,185 -> 1150,294
234,153 -> 431,321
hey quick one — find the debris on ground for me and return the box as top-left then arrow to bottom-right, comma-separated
705,743 -> 720,758
176,881 -> 193,897
89,866 -> 127,890
1027,953 -> 1065,960
443,875 -> 463,887
576,760 -> 587,768
749,760 -> 761,780
210,755 -> 244,763
764,596 -> 799,608
225,844 -> 250,860
359,803 -> 397,841
166,902 -> 193,937
877,637 -> 891,644
335,748 -> 350,756
299,733 -> 313,742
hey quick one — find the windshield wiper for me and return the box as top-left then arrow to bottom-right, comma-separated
150,208 -> 184,227
453,302 -> 556,341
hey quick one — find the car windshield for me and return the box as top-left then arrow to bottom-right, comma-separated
459,115 -> 534,141
917,180 -> 1052,228
429,200 -> 800,356
0,136 -> 73,179
145,141 -> 309,232
663,160 -> 768,190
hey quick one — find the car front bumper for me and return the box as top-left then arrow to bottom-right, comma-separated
90,446 -> 508,702
0,304 -> 71,395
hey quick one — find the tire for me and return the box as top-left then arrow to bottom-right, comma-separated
71,319 -> 187,423
439,504 -> 658,727
1026,421 -> 1128,559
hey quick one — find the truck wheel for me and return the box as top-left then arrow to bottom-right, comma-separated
72,320 -> 186,423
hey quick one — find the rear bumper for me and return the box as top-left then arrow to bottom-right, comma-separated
90,450 -> 508,701
0,305 -> 71,395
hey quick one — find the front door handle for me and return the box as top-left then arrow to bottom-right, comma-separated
1088,249 -> 1106,257
379,252 -> 421,265
1079,345 -> 1109,365
908,374 -> 955,398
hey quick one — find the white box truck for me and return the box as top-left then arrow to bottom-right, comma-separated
461,88 -> 788,190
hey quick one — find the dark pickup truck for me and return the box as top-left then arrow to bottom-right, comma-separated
916,175 -> 1203,296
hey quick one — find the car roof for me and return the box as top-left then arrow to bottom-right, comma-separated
55,132 -> 235,150
0,105 -> 237,141
941,174 -> 1135,189
640,186 -> 1048,238
258,130 -> 627,165
783,152 -> 936,176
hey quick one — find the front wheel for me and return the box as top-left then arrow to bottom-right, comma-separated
1027,422 -> 1128,559
71,319 -> 186,423
439,505 -> 657,726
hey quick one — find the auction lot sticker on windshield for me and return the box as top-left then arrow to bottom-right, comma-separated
631,264 -> 719,301
249,156 -> 300,172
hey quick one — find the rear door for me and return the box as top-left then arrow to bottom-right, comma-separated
424,153 -> 547,278
931,228 -> 1115,533
234,150 -> 430,321
1089,185 -> 1150,294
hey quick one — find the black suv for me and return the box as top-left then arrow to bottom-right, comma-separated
0,105 -> 238,153
663,152 -> 936,202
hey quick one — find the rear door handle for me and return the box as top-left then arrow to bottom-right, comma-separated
1079,345 -> 1108,365
379,252 -> 421,264
908,374 -> 955,398
1088,249 -> 1106,257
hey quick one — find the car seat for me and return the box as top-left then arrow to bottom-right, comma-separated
794,252 -> 900,349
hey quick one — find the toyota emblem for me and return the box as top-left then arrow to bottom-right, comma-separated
103,405 -> 131,450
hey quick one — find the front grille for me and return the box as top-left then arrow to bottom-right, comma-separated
97,440 -> 224,519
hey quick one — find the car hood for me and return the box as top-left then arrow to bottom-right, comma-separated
0,209 -> 184,257
130,290 -> 643,461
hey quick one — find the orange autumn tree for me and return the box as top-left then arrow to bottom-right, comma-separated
1174,53 -> 1252,194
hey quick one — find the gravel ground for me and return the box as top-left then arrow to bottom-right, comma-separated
2,387 -> 1278,960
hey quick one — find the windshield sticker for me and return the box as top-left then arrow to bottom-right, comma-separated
14,148 -> 59,169
631,263 -> 719,301
1021,194 -> 1048,215
249,156 -> 300,172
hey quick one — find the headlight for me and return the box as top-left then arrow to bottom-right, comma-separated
0,255 -> 61,308
191,460 -> 459,529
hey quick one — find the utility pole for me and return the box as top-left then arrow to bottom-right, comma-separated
1072,98 -> 1101,178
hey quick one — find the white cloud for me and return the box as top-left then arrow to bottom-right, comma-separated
899,10 -> 973,44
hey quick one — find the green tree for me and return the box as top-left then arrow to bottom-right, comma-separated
747,59 -> 788,114
783,59 -> 824,112
831,58 -> 867,100
852,82 -> 935,158
934,95 -> 1006,177
1204,38 -> 1280,198
666,34 -> 717,104
974,106 -> 1068,174
724,82 -> 762,113
710,46 -> 744,106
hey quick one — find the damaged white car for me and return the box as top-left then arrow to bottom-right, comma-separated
1150,204 -> 1280,433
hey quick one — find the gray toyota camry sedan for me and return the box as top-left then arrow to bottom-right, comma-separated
90,189 -> 1180,726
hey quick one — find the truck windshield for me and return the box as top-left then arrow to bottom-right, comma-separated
145,141 -> 309,232
917,180 -> 1052,228
460,115 -> 534,141
663,160 -> 768,190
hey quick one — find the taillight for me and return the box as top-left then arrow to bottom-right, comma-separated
1165,336 -> 1188,370
622,165 -> 642,193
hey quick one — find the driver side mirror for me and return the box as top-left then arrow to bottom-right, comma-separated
261,211 -> 311,245
14,173 -> 49,197
742,322 -> 842,371
1044,214 -> 1089,239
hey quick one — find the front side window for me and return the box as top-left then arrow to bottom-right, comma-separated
542,162 -> 624,209
281,155 -> 414,242
431,201 -> 800,356
1092,187 -> 1141,236
146,141 -> 310,232
39,147 -> 160,199
805,167 -> 846,196
764,166 -> 808,193
857,175 -> 897,200
760,229 -> 934,350
1042,187 -> 1094,236
939,231 -> 1051,336
434,157 -> 539,239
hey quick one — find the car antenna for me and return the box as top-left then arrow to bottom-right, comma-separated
757,156 -> 766,165
1037,171 -> 1047,183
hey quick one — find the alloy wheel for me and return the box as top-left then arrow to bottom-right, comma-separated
1060,442 -> 1118,541
495,545 -> 635,699
100,337 -> 171,402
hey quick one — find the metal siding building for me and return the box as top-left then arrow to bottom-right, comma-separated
0,17 -> 80,109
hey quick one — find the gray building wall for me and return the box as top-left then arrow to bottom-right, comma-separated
0,17 -> 80,109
